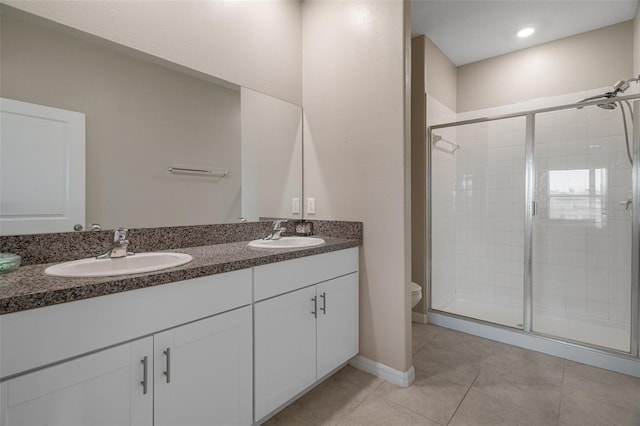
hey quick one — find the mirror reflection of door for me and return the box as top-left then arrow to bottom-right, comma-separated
0,98 -> 85,235
0,10 -> 303,234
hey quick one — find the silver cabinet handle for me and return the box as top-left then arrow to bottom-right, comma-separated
311,296 -> 317,318
320,292 -> 326,314
140,356 -> 148,395
163,348 -> 171,384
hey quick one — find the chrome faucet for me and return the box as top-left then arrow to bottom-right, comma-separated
263,220 -> 287,241
97,228 -> 134,259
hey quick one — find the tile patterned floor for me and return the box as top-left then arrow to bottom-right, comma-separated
265,323 -> 640,426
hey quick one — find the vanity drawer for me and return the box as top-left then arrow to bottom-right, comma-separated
253,247 -> 358,301
0,268 -> 252,380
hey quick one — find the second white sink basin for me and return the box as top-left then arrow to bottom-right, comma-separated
44,252 -> 193,278
248,237 -> 325,249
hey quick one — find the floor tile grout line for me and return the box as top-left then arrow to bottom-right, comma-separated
413,327 -> 442,352
556,360 -> 568,426
446,369 -> 481,425
333,377 -> 387,422
378,394 -> 448,426
421,334 -> 505,358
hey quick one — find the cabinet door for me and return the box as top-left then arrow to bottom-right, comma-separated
154,305 -> 252,426
0,337 -> 152,426
316,272 -> 359,378
254,286 -> 317,421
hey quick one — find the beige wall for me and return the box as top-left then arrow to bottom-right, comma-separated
8,0 -> 414,376
302,0 -> 411,373
458,21 -> 634,112
241,88 -> 303,222
425,37 -> 457,112
411,35 -> 458,317
2,0 -> 302,105
634,1 -> 640,75
411,36 -> 427,316
1,13 -> 241,229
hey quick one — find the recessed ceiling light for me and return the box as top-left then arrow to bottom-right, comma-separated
517,27 -> 535,38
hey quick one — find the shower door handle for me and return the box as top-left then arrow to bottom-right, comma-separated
619,199 -> 632,211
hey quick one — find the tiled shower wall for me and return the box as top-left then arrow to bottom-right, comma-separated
431,87 -> 635,330
428,94 -> 457,308
532,91 -> 634,327
452,116 -> 526,310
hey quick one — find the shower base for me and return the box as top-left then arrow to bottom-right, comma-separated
435,294 -> 630,353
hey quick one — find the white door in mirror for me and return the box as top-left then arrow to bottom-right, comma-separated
44,252 -> 193,278
247,237 -> 325,249
0,98 -> 85,236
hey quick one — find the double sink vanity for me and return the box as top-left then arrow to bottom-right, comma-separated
0,221 -> 361,426
0,6 -> 360,426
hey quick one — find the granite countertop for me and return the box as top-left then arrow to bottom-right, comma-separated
0,236 -> 359,315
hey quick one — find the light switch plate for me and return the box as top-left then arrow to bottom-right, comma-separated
291,198 -> 300,214
306,198 -> 316,215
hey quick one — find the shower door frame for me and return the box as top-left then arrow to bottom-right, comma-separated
427,93 -> 640,358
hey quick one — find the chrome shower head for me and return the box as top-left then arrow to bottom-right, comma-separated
576,76 -> 638,110
597,102 -> 617,110
576,93 -> 614,109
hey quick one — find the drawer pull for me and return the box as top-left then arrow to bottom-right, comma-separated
311,296 -> 317,318
320,292 -> 326,314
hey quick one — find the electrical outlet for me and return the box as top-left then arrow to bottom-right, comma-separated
306,198 -> 316,215
291,198 -> 300,214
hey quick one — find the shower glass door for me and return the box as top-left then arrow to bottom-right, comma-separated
430,116 -> 527,328
531,100 -> 635,352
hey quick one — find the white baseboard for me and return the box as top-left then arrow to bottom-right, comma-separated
412,311 -> 428,323
349,355 -> 415,387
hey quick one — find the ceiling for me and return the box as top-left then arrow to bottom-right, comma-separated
411,0 -> 639,66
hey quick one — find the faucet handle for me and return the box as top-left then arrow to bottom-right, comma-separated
97,228 -> 133,259
273,219 -> 288,229
113,228 -> 129,243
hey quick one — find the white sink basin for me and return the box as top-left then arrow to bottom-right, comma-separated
44,252 -> 193,278
248,237 -> 325,249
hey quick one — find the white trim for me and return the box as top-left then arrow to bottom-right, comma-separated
412,311 -> 428,324
349,355 -> 415,387
429,312 -> 640,378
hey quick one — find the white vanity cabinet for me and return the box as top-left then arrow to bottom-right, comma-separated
0,246 -> 359,426
153,306 -> 252,426
0,336 -> 154,426
0,270 -> 253,426
253,248 -> 359,421
315,273 -> 359,379
254,286 -> 318,420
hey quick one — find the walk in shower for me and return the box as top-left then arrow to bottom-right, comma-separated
428,80 -> 640,364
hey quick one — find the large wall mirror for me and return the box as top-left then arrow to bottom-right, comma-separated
0,6 -> 302,235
